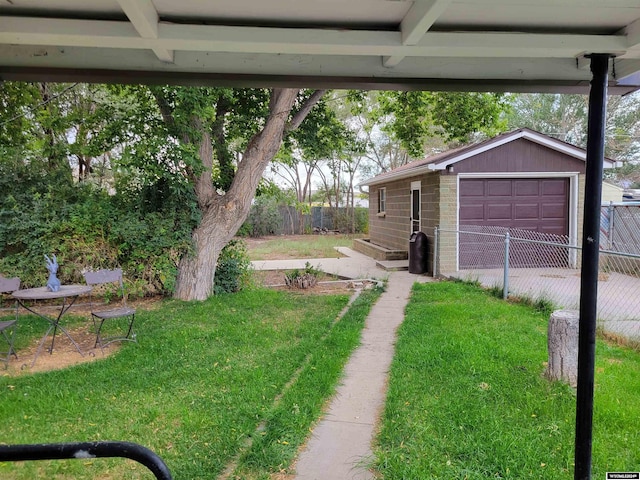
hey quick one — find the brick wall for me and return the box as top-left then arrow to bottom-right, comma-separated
369,179 -> 412,251
368,172 -> 442,274
437,175 -> 458,273
421,173 -> 439,273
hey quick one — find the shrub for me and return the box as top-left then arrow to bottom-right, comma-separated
354,206 -> 369,234
0,153 -> 198,295
246,195 -> 282,237
214,239 -> 252,294
284,262 -> 321,289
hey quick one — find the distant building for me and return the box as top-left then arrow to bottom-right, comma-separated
602,182 -> 624,204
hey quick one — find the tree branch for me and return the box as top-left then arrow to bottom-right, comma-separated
286,90 -> 328,131
150,90 -> 176,131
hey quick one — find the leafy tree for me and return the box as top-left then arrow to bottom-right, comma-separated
0,82 -> 508,300
505,92 -> 640,187
0,82 -> 196,292
504,93 -> 587,146
0,82 -> 40,151
245,193 -> 284,237
114,87 -> 328,300
371,90 -> 507,159
339,91 -> 411,179
341,90 -> 507,180
0,81 -> 138,186
505,92 -> 640,162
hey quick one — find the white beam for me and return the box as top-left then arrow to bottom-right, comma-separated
466,0 -> 639,6
576,55 -> 591,70
401,0 -> 452,46
0,44 -> 613,88
116,0 -> 174,63
383,55 -> 404,67
623,17 -> 640,52
0,17 -> 631,60
384,0 -> 452,68
612,58 -> 640,81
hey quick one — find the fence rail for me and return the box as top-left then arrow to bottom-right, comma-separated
435,226 -> 640,341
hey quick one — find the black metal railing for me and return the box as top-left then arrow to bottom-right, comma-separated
0,441 -> 172,479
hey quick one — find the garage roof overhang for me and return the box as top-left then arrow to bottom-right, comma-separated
361,128 -> 619,187
1,1 -> 640,94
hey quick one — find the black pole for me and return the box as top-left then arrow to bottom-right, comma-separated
574,53 -> 611,480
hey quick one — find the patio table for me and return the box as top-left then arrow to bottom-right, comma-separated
13,285 -> 92,366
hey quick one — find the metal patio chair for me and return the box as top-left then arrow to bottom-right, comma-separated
83,269 -> 136,351
0,275 -> 20,367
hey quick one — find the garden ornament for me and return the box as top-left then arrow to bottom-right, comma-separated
45,254 -> 61,292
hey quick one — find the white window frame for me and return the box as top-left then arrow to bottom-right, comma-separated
411,181 -> 421,232
377,187 -> 387,216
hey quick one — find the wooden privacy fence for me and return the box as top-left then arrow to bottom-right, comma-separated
275,206 -> 367,235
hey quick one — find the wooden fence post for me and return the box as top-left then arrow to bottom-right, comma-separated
547,309 -> 579,387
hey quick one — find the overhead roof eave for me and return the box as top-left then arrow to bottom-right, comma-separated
1,66 -> 639,95
0,1 -> 640,94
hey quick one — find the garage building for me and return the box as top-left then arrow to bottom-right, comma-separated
358,128 -> 620,274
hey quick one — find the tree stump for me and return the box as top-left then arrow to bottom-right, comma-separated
547,309 -> 579,387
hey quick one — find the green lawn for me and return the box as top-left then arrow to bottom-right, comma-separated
246,234 -> 362,261
0,286 -> 381,479
373,281 -> 640,479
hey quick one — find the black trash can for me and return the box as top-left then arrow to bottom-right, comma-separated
409,231 -> 428,274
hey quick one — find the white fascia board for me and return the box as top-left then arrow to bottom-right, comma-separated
457,171 -> 580,178
361,167 -> 434,186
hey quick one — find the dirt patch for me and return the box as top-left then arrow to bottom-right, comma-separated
246,235 -> 364,295
4,326 -> 117,376
244,234 -> 328,247
3,297 -> 162,376
243,234 -> 349,260
252,269 -> 357,296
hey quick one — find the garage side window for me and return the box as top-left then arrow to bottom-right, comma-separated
378,187 -> 387,214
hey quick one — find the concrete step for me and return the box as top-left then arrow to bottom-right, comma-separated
376,260 -> 409,271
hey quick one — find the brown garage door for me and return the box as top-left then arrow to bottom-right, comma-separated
459,178 -> 569,268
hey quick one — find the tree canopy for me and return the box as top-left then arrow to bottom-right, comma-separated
505,92 -> 640,186
14,81 -> 633,299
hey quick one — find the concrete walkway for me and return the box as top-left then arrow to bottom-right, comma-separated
252,248 -> 432,479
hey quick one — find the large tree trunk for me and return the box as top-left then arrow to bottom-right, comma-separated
173,88 -> 302,300
173,203 -> 229,301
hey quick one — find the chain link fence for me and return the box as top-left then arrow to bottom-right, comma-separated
435,226 -> 640,342
601,202 -> 640,255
